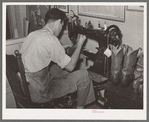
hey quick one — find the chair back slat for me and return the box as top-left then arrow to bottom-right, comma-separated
14,50 -> 31,101
6,50 -> 32,107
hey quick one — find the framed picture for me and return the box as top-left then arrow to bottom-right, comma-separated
127,5 -> 144,12
54,5 -> 69,13
78,5 -> 125,22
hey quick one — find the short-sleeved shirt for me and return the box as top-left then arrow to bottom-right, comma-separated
20,28 -> 71,73
20,28 -> 71,102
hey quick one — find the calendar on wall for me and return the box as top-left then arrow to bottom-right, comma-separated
78,5 -> 125,22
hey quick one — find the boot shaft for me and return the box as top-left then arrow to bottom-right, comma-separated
110,45 -> 124,84
123,46 -> 141,74
121,46 -> 141,86
111,46 -> 124,71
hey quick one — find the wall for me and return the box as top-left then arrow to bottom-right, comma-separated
7,5 -> 144,51
6,38 -> 25,55
68,5 -> 144,53
19,5 -> 27,37
8,5 -> 26,39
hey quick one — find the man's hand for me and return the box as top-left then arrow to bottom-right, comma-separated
77,34 -> 86,46
65,34 -> 87,72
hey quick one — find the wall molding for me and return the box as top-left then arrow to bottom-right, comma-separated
6,37 -> 25,46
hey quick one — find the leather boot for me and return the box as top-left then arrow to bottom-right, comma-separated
133,75 -> 143,93
121,46 -> 141,86
110,45 -> 124,85
133,53 -> 143,93
134,53 -> 143,80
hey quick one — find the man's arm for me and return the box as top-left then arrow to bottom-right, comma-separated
65,34 -> 86,72
65,44 -> 78,56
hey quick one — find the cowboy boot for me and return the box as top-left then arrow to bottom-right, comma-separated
121,46 -> 141,86
138,83 -> 143,97
133,75 -> 143,93
133,53 -> 143,93
134,53 -> 143,80
110,45 -> 124,85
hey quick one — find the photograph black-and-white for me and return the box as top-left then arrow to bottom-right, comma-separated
3,2 -> 147,120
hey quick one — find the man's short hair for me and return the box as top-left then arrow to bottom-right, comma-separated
45,8 -> 67,24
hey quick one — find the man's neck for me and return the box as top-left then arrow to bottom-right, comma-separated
44,24 -> 55,35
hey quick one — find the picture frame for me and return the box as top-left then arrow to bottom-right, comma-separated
78,5 -> 125,22
54,5 -> 69,13
127,5 -> 144,12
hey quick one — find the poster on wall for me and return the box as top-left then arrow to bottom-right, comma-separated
27,5 -> 50,33
25,5 -> 69,35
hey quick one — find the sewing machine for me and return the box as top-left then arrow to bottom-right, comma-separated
67,13 -> 122,77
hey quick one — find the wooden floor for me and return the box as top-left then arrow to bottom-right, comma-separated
85,101 -> 103,109
86,104 -> 102,109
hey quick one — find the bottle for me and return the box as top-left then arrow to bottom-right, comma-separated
104,21 -> 107,30
98,21 -> 101,29
88,21 -> 93,29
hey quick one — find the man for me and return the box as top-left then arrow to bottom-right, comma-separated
20,8 -> 95,108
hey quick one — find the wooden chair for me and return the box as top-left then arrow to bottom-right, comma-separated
6,50 -> 77,108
